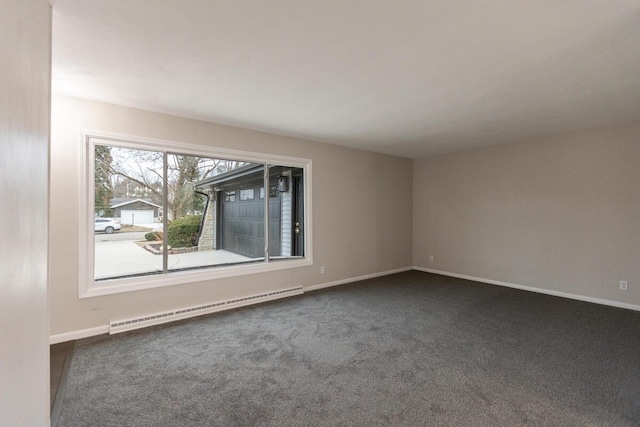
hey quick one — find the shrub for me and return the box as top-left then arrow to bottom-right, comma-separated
144,232 -> 161,241
168,215 -> 201,248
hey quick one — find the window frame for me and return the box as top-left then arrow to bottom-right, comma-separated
79,131 -> 313,298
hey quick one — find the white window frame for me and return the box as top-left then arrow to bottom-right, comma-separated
79,130 -> 313,298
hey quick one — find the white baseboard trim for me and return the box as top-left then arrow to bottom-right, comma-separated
53,266 -> 633,343
49,287 -> 304,343
414,266 -> 640,312
304,267 -> 413,293
49,268 -> 413,344
50,325 -> 109,345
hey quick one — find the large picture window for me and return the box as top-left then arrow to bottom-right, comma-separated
81,133 -> 312,297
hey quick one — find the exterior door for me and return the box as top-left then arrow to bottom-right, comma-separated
292,174 -> 304,256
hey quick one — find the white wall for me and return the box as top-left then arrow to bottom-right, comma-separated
50,95 -> 413,336
413,122 -> 640,308
0,0 -> 51,424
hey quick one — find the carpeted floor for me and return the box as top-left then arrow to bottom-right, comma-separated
59,271 -> 640,426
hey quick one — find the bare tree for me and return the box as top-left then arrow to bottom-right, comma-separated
95,146 -> 246,221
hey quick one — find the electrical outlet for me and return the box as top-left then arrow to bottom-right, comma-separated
620,281 -> 628,291
429,255 -> 434,262
320,266 -> 325,274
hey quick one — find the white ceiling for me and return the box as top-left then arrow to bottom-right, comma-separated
52,1 -> 640,158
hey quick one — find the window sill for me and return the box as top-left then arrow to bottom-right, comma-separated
80,257 -> 312,298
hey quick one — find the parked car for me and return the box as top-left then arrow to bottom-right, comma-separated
95,218 -> 121,234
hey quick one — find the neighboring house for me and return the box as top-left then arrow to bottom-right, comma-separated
110,198 -> 162,225
195,164 -> 304,258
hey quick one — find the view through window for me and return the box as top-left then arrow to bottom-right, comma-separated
92,142 -> 306,283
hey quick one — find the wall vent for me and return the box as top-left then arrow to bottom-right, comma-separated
109,286 -> 304,334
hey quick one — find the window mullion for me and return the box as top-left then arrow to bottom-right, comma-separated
162,151 -> 168,274
264,163 -> 269,263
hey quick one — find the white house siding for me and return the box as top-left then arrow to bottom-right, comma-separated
280,177 -> 292,257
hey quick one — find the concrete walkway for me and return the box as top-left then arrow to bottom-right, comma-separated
95,240 -> 252,280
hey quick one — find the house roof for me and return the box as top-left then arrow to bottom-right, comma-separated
195,164 -> 263,188
195,164 -> 291,190
110,198 -> 162,209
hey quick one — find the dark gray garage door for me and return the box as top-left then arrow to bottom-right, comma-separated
220,189 -> 281,258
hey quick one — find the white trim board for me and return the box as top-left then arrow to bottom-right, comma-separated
50,287 -> 303,344
50,325 -> 109,345
304,267 -> 413,293
414,267 -> 640,312
49,267 -> 414,343
50,266 -> 638,344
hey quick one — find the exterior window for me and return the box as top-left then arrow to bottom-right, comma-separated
239,189 -> 254,201
82,133 -> 312,297
259,186 -> 277,198
94,146 -> 164,281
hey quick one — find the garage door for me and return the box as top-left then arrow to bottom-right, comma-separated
120,210 -> 154,225
220,190 -> 281,258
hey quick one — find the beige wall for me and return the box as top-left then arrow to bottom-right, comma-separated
413,122 -> 640,306
0,0 -> 51,424
50,95 -> 413,335
51,96 -> 639,338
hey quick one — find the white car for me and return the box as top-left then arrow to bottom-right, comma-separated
95,218 -> 121,234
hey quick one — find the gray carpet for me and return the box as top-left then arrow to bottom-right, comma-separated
59,271 -> 640,426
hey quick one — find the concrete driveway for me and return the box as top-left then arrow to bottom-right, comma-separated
95,239 -> 252,280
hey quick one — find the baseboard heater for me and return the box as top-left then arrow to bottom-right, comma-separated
109,286 -> 304,335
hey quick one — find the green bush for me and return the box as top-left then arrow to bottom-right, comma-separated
144,232 -> 161,241
168,215 -> 201,248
